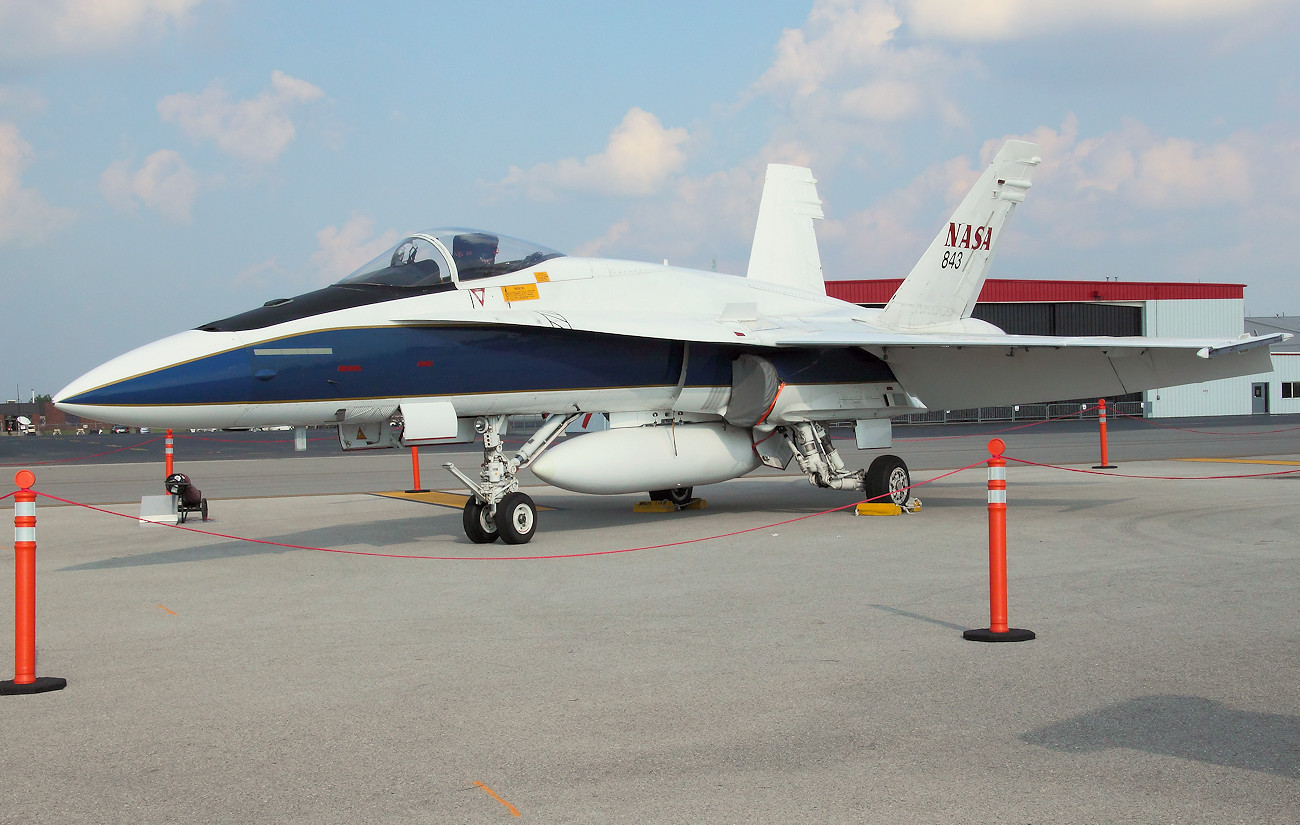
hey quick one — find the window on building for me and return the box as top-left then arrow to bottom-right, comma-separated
1283,381 -> 1300,399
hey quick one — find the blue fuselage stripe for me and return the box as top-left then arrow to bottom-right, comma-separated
64,326 -> 895,406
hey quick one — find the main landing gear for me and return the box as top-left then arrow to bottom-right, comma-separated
444,413 -> 578,545
783,422 -> 912,506
648,486 -> 694,507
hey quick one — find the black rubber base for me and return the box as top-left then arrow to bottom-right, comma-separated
0,676 -> 67,695
1092,464 -> 1118,469
963,627 -> 1036,643
405,489 -> 429,494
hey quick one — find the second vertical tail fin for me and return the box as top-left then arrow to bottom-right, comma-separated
746,164 -> 826,295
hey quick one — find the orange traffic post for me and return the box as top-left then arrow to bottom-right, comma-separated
2,470 -> 67,694
164,428 -> 175,486
1092,398 -> 1117,469
963,439 -> 1035,643
405,445 -> 428,494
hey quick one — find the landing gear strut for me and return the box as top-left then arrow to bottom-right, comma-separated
780,422 -> 911,506
444,413 -> 578,544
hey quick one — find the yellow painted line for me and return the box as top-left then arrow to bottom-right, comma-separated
473,782 -> 521,817
1176,457 -> 1300,466
372,491 -> 554,510
373,490 -> 471,508
157,604 -> 176,615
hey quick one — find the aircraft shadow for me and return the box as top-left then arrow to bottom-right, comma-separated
58,515 -> 450,570
55,484 -> 1138,571
1020,694 -> 1300,778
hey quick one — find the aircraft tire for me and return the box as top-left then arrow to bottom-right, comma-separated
649,486 -> 693,505
865,455 -> 910,506
497,492 -> 537,545
463,498 -> 500,544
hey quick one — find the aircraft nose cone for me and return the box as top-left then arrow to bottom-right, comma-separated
54,330 -> 251,428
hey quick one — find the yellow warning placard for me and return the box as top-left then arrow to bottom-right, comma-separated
534,272 -> 550,282
501,283 -> 540,302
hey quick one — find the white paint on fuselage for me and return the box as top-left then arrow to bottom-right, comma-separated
55,257 -> 891,430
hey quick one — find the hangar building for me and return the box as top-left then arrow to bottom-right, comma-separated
825,278 -> 1295,419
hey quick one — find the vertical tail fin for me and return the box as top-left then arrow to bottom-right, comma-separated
879,140 -> 1041,330
746,164 -> 826,295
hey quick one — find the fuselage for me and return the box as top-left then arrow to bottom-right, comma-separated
55,235 -> 899,430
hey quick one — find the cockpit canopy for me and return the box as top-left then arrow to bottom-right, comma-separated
197,228 -> 565,332
336,228 -> 565,288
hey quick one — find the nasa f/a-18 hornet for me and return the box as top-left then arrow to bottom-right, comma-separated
56,140 -> 1287,544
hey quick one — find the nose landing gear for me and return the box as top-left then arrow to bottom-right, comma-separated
444,413 -> 578,544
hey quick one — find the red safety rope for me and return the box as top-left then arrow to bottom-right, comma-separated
1113,411 -> 1300,436
26,461 -> 984,562
898,405 -> 1104,442
16,452 -> 1293,562
174,433 -> 335,443
1005,455 -> 1300,480
0,435 -> 166,466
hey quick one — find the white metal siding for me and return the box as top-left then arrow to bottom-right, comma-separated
1266,353 -> 1300,414
1142,299 -> 1260,417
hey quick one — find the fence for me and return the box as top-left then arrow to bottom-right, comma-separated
517,402 -> 1147,431
897,400 -> 1146,426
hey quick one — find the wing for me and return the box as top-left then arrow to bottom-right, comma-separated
392,306 -> 1287,410
769,322 -> 1288,410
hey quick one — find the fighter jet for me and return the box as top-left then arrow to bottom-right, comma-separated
55,140 -> 1287,544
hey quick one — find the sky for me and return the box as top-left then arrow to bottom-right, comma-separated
2,0 -> 1299,400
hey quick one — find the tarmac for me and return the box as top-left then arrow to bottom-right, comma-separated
1,420 -> 1298,823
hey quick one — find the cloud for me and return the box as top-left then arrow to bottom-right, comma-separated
840,80 -> 924,122
756,1 -> 904,97
745,0 -> 1293,170
495,107 -> 688,199
309,212 -> 401,284
573,162 -> 766,272
0,85 -> 48,115
0,0 -> 200,61
988,117 -> 1255,214
231,256 -> 289,289
99,149 -> 199,222
747,0 -> 973,159
0,122 -> 74,246
815,114 -> 1278,282
902,0 -> 1293,40
1048,127 -> 1253,210
822,153 -> 980,278
569,220 -> 630,259
157,70 -> 325,164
